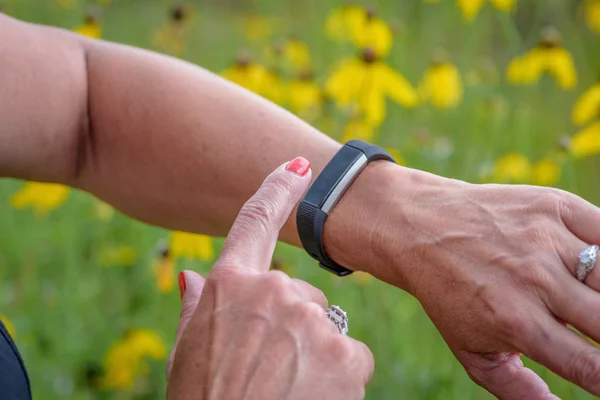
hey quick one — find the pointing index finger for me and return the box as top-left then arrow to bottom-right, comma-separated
216,157 -> 312,274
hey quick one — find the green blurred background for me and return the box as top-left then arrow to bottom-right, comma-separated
2,0 -> 600,398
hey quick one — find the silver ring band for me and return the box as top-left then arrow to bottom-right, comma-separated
577,245 -> 599,282
326,305 -> 348,335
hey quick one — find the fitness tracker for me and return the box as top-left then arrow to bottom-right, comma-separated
296,140 -> 396,276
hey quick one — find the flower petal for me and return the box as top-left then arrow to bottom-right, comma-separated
572,84 -> 600,126
421,63 -> 463,109
546,47 -> 577,90
490,0 -> 518,12
457,0 -> 486,22
570,121 -> 600,158
376,63 -> 419,108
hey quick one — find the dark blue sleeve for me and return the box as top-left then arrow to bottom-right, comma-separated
0,321 -> 31,400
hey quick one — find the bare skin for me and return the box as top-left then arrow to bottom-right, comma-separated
166,161 -> 374,400
3,13 -> 600,399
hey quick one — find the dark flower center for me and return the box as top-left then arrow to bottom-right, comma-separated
361,47 -> 377,64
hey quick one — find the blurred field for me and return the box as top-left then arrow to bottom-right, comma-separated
2,0 -> 600,399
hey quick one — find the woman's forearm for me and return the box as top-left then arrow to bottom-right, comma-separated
79,39 -> 418,279
0,14 -> 415,278
78,38 -> 344,244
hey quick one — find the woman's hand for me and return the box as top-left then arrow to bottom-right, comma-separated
328,163 -> 600,399
166,158 -> 374,400
406,182 -> 600,400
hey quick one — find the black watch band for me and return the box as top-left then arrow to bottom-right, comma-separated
296,140 -> 396,276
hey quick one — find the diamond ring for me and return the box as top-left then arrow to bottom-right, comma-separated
326,305 -> 348,335
577,245 -> 599,282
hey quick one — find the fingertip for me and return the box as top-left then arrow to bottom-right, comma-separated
178,271 -> 187,299
285,157 -> 311,178
218,158 -> 313,272
180,270 -> 206,303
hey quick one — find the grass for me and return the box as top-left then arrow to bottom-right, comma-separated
1,0 -> 600,398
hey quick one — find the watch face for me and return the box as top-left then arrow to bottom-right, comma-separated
321,154 -> 368,214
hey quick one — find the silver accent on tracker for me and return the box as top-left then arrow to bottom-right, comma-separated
321,154 -> 368,214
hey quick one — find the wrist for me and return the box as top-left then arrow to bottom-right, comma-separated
322,161 -> 465,292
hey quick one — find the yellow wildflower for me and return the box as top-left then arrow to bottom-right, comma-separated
283,39 -> 311,70
98,245 -> 137,267
572,83 -> 600,126
326,48 -> 418,127
456,0 -> 517,21
506,54 -> 542,85
341,119 -> 375,143
586,0 -> 600,34
170,231 -> 214,261
11,182 -> 70,216
326,6 -> 392,58
325,5 -> 364,42
100,329 -> 167,391
153,255 -> 175,293
506,27 -> 577,90
531,158 -> 561,187
73,15 -> 102,39
348,11 -> 393,58
152,5 -> 195,56
1,315 -> 16,338
492,153 -> 531,183
457,0 -> 486,21
570,121 -> 600,158
420,60 -> 463,109
264,38 -> 311,74
288,72 -> 323,119
221,54 -> 285,104
489,0 -> 518,12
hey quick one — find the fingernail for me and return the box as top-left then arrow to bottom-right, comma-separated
178,271 -> 187,299
285,157 -> 310,177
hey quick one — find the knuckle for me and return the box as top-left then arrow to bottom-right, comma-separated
529,189 -> 564,216
490,304 -> 527,341
263,270 -> 292,297
311,287 -> 327,304
328,336 -> 355,362
294,279 -> 327,303
244,175 -> 295,224
519,223 -> 550,244
208,263 -> 238,282
237,195 -> 279,235
514,257 -> 555,293
265,172 -> 297,195
290,301 -> 325,326
571,350 -> 600,392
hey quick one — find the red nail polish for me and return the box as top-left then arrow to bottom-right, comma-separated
178,271 -> 187,299
285,157 -> 310,177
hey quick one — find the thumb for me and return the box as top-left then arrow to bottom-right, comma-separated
459,351 -> 560,400
166,270 -> 206,379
